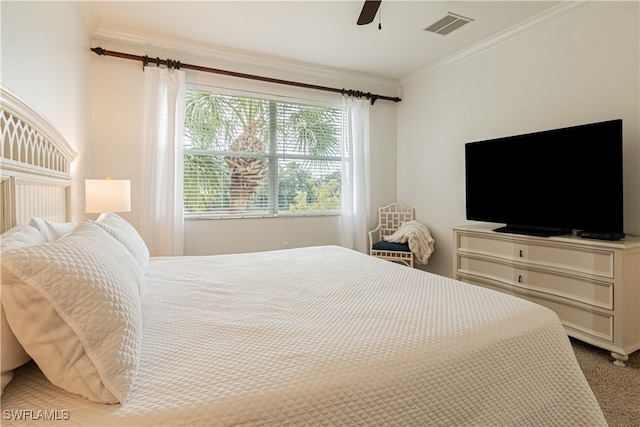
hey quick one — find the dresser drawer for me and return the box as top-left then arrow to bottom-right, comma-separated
457,256 -> 613,309
456,233 -> 614,278
461,276 -> 614,342
453,226 -> 640,359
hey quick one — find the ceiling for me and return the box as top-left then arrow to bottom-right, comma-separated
88,1 -> 560,81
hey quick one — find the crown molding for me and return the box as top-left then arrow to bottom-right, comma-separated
91,28 -> 399,97
400,1 -> 598,85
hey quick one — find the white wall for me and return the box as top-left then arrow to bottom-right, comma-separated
5,2 -> 637,271
397,2 -> 640,277
90,34 -> 398,255
1,1 -> 92,220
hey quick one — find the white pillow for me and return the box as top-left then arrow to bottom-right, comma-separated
1,224 -> 47,251
0,306 -> 30,395
27,218 -> 76,242
96,213 -> 149,273
1,221 -> 144,404
0,225 -> 44,394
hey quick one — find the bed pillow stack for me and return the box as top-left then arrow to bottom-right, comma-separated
0,225 -> 47,395
1,224 -> 48,251
1,214 -> 149,404
95,212 -> 150,295
27,218 -> 76,241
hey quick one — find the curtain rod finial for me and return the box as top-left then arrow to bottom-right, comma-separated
91,47 -> 105,56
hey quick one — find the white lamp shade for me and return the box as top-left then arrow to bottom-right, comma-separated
85,179 -> 131,213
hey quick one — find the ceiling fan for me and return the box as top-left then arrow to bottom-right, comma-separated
357,0 -> 382,25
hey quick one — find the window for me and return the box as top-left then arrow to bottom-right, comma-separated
183,90 -> 343,218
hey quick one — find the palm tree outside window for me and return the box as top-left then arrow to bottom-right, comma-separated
183,90 -> 343,218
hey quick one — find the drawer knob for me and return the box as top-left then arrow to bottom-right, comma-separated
519,250 -> 523,257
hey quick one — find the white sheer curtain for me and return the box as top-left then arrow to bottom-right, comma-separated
140,67 -> 186,256
340,97 -> 371,253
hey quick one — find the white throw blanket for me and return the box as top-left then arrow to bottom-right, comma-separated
383,220 -> 435,265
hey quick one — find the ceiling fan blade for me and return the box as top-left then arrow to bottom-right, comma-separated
357,0 -> 381,25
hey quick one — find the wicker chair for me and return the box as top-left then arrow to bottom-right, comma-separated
369,203 -> 415,267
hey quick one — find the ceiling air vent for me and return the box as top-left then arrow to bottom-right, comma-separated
425,12 -> 474,35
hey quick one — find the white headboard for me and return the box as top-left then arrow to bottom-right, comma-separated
0,86 -> 77,233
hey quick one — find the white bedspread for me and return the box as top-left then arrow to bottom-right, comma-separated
1,246 -> 605,426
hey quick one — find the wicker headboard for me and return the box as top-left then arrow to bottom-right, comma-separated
0,87 -> 77,233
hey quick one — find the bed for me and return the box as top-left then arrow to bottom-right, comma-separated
1,87 -> 607,426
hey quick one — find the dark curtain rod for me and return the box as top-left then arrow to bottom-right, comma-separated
90,47 -> 401,105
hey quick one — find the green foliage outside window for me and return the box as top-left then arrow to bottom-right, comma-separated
183,90 -> 343,217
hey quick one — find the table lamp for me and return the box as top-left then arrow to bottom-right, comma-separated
85,177 -> 131,213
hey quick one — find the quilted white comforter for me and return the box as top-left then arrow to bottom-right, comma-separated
1,246 -> 605,426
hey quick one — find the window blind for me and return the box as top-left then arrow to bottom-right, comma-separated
183,90 -> 343,218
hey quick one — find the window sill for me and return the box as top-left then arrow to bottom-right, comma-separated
184,212 -> 340,221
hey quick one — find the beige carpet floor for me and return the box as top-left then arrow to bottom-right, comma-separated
571,338 -> 640,427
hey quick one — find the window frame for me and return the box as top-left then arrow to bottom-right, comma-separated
183,84 -> 344,220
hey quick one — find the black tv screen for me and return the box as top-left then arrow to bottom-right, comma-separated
465,119 -> 624,237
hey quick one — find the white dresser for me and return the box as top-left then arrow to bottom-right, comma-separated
452,224 -> 640,365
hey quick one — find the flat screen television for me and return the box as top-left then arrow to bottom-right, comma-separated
465,119 -> 624,239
